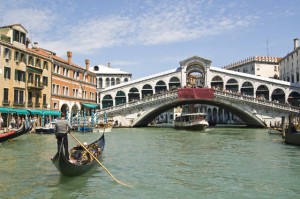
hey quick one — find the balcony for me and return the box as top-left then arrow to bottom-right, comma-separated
0,34 -> 11,43
2,100 -> 10,106
42,103 -> 48,108
35,102 -> 40,108
27,101 -> 33,107
13,101 -> 25,106
27,81 -> 44,89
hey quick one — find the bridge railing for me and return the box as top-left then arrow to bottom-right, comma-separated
214,90 -> 300,112
101,90 -> 178,113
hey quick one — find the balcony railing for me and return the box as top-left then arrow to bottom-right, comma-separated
35,102 -> 40,108
2,100 -> 10,106
27,101 -> 33,107
27,81 -> 44,89
42,103 -> 48,108
13,101 -> 25,106
0,34 -> 11,43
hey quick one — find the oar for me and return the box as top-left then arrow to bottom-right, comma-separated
68,132 -> 130,187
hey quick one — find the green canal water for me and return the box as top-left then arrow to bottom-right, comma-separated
0,126 -> 300,199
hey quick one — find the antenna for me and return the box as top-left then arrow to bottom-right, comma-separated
29,28 -> 33,48
266,39 -> 269,57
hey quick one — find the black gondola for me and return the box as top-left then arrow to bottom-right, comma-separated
51,133 -> 105,176
0,123 -> 32,143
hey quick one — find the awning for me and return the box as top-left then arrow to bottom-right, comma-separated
27,109 -> 43,115
27,109 -> 61,116
0,107 -> 30,115
81,103 -> 100,109
43,110 -> 61,116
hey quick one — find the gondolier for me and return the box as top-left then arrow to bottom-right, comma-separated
55,113 -> 72,160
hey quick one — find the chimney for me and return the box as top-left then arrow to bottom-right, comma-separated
294,38 -> 299,50
33,42 -> 39,49
85,59 -> 90,71
67,51 -> 72,64
107,62 -> 111,68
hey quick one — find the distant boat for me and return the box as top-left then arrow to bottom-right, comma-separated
35,122 -> 56,134
93,122 -> 112,133
174,113 -> 209,131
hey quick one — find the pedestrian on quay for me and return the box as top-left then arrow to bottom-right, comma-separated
54,113 -> 72,159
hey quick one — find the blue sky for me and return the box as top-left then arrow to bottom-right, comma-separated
1,0 -> 300,79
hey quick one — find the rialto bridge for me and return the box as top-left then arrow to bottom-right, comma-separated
97,56 -> 300,127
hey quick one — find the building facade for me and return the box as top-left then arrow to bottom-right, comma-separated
0,24 -> 54,126
223,56 -> 281,79
279,38 -> 300,84
90,63 -> 132,105
51,51 -> 97,119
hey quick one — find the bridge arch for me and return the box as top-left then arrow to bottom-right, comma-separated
102,94 -> 113,108
128,87 -> 140,102
132,98 -> 266,127
186,64 -> 206,87
271,88 -> 285,103
225,78 -> 238,92
115,90 -> 126,105
155,80 -> 167,94
288,91 -> 300,106
169,76 -> 181,90
241,81 -> 254,96
256,85 -> 269,100
142,84 -> 153,98
211,75 -> 224,90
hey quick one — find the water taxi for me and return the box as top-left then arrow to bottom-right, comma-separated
174,113 -> 209,131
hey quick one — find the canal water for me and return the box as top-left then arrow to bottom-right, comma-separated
0,126 -> 300,199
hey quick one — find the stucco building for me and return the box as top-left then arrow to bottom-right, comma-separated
0,24 -> 54,126
90,63 -> 132,106
223,56 -> 281,79
279,38 -> 300,84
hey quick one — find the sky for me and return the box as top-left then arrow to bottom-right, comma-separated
1,0 -> 300,79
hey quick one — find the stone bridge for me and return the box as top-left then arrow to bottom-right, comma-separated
97,56 -> 300,127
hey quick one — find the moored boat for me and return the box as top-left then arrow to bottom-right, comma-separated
174,113 -> 209,131
285,132 -> 300,146
51,133 -> 105,176
0,123 -> 32,142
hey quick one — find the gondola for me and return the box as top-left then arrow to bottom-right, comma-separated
51,133 -> 105,176
0,123 -> 32,143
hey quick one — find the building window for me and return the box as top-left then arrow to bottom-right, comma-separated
43,61 -> 48,70
28,91 -> 33,104
56,85 -> 59,94
43,94 -> 46,105
28,56 -> 34,66
3,88 -> 9,103
52,84 -> 55,94
4,67 -> 11,79
13,89 -> 24,105
15,51 -> 20,63
54,102 -> 58,109
274,66 -> 277,71
4,48 -> 11,60
35,92 -> 40,107
13,30 -> 26,44
43,76 -> 48,86
28,73 -> 33,83
36,58 -> 41,68
15,70 -> 26,82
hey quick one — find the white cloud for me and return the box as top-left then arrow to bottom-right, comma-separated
1,0 -> 258,56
